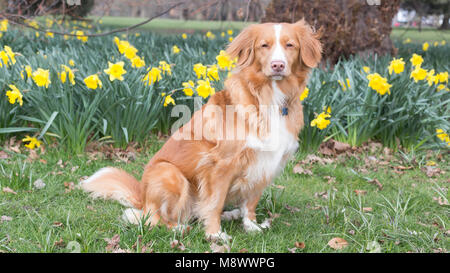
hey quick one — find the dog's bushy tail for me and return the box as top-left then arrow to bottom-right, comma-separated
80,167 -> 143,209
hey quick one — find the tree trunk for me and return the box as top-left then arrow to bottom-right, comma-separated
262,0 -> 401,65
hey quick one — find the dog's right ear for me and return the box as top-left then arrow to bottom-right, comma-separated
226,25 -> 256,68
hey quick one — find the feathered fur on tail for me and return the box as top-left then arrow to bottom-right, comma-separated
80,167 -> 142,209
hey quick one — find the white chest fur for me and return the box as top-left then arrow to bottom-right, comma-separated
244,81 -> 299,185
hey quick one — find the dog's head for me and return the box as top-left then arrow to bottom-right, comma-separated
226,20 -> 322,80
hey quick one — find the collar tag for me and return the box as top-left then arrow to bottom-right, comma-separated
282,107 -> 288,116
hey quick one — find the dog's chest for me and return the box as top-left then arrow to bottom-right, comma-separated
243,84 -> 299,185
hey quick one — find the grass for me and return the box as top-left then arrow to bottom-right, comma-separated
90,17 -> 254,33
91,16 -> 450,41
0,140 -> 448,253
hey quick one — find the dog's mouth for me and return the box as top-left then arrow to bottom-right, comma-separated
270,74 -> 285,81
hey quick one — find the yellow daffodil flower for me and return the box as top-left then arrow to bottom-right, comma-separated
5,84 -> 23,106
367,73 -> 391,95
104,61 -> 126,81
84,74 -> 102,90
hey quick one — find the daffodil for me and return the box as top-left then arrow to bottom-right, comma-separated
436,84 -> 446,92
131,56 -> 145,68
338,78 -> 350,91
45,32 -> 54,38
22,136 -> 42,150
161,92 -> 175,107
388,58 -> 405,75
436,72 -> 448,83
5,84 -> 23,106
207,65 -> 219,81
227,29 -> 233,36
69,59 -> 75,66
410,66 -> 427,83
0,19 -> 8,32
32,68 -> 51,88
403,38 -> 411,44
124,45 -> 138,60
422,42 -> 429,51
216,50 -> 235,70
363,66 -> 370,73
206,31 -> 215,39
25,65 -> 32,78
367,73 -> 391,95
426,69 -> 438,86
436,129 -> 450,145
104,61 -> 126,81
311,111 -> 331,130
61,65 -> 75,85
158,61 -> 172,76
75,30 -> 88,42
172,45 -> 181,54
410,54 -> 423,67
181,33 -> 187,39
182,80 -> 195,96
194,63 -> 207,79
196,79 -> 215,98
84,74 -> 102,90
300,87 -> 309,101
142,67 -> 162,86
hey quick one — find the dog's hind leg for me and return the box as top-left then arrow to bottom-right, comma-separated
140,162 -> 192,228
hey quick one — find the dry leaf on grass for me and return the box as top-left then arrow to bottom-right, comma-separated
0,151 -> 9,159
423,166 -> 444,178
54,238 -> 65,247
293,164 -> 313,175
239,248 -> 248,253
64,182 -> 75,193
210,242 -> 230,253
368,178 -> 383,191
328,237 -> 349,250
52,222 -> 64,228
104,234 -> 120,252
354,189 -> 367,196
363,207 -> 373,212
2,187 -> 17,195
314,191 -> 328,199
1,215 -> 12,222
433,196 -> 449,206
295,242 -> 306,249
285,205 -> 300,213
33,179 -> 46,189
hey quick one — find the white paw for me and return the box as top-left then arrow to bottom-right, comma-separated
259,218 -> 272,229
243,218 -> 263,233
206,231 -> 232,243
221,209 -> 241,221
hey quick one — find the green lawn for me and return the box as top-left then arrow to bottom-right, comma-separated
90,16 -> 253,33
0,140 -> 448,253
91,16 -> 450,42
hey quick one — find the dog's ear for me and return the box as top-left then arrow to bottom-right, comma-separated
226,25 -> 256,68
295,19 -> 322,68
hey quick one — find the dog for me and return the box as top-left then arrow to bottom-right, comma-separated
81,19 -> 322,242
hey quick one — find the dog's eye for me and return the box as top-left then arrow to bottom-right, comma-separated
286,43 -> 294,48
261,44 -> 269,48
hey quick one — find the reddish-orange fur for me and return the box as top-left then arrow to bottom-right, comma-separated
81,20 -> 322,239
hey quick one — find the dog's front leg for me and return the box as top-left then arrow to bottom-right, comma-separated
198,175 -> 233,243
241,189 -> 268,233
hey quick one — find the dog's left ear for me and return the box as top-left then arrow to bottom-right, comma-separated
295,19 -> 322,68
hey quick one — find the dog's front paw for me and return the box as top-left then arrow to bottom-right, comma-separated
243,218 -> 264,233
206,231 -> 232,243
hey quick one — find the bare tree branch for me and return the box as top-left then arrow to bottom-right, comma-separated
2,1 -> 185,38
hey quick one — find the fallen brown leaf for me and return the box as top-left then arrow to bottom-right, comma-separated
363,207 -> 373,212
2,187 -> 17,195
295,242 -> 306,249
354,189 -> 367,196
1,215 -> 12,222
293,164 -> 313,175
368,178 -> 383,191
210,242 -> 230,253
104,234 -> 120,252
328,237 -> 349,250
